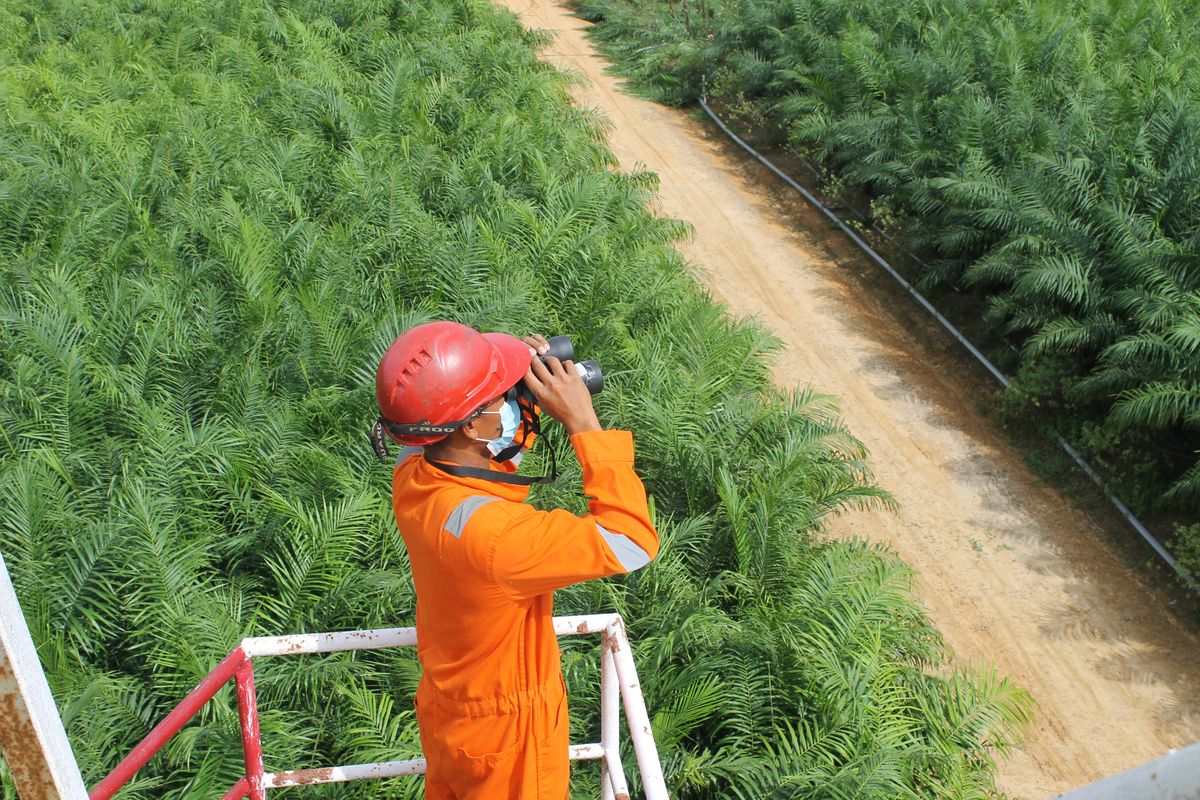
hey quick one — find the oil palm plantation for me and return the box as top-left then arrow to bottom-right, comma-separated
1,0 -> 1030,797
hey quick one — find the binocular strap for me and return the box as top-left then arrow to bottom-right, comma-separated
424,451 -> 557,486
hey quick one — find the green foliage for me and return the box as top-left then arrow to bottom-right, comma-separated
579,0 -> 1200,521
0,0 -> 1030,798
1172,523 -> 1200,583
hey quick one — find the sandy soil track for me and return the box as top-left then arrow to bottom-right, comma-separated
498,1 -> 1200,797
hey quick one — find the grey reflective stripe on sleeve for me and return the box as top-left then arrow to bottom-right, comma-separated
395,446 -> 424,466
444,496 -> 501,539
596,523 -> 652,572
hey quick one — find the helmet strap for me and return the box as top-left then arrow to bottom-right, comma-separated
369,418 -> 392,460
370,406 -> 486,461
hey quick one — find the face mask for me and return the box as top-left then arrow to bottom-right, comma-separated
477,399 -> 521,459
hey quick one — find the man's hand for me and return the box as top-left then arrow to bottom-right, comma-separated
521,334 -> 551,358
521,338 -> 601,436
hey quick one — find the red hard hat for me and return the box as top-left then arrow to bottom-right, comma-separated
375,321 -> 532,445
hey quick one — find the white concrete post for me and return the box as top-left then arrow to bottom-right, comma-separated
0,551 -> 90,800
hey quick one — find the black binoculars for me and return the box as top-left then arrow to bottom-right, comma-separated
506,335 -> 603,400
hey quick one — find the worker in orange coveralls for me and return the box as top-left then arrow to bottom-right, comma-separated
371,320 -> 659,799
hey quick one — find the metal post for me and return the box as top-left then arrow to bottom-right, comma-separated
219,777 -> 251,800
600,639 -> 614,800
0,551 -> 90,800
605,619 -> 668,799
600,634 -> 630,800
235,661 -> 266,800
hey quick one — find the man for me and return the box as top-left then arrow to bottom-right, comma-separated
374,320 -> 659,799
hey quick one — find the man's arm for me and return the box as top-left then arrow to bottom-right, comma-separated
480,340 -> 657,599
488,428 -> 658,600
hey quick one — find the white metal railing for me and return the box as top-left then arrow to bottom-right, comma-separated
91,613 -> 666,800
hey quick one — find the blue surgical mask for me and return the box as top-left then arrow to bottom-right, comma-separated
477,399 -> 521,459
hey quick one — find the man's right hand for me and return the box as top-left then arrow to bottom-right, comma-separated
523,355 -> 601,436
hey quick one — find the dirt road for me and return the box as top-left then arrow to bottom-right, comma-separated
498,1 -> 1200,796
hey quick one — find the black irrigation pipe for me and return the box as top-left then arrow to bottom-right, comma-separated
697,81 -> 1200,593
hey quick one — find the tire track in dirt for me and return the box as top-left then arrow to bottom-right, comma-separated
498,2 -> 1200,796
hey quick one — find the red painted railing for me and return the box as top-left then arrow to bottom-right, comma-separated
89,648 -> 264,800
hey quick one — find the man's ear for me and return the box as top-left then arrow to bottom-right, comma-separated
458,419 -> 482,443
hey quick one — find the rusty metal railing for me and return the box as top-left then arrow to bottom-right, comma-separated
88,614 -> 665,800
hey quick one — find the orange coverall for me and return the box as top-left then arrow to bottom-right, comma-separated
391,429 -> 658,799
